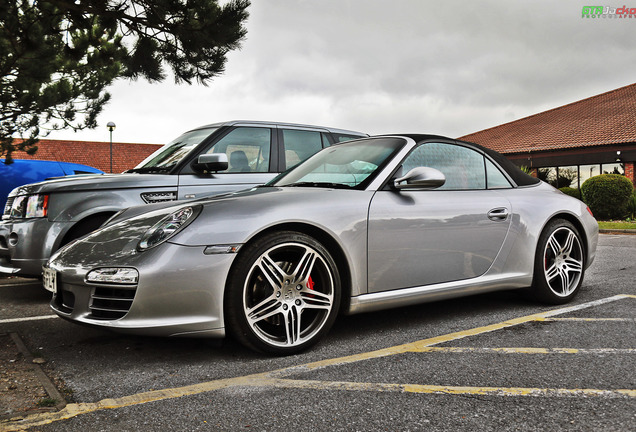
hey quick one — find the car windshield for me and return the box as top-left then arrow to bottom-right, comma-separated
271,137 -> 404,189
128,128 -> 218,173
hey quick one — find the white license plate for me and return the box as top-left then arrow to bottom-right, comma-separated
42,266 -> 57,293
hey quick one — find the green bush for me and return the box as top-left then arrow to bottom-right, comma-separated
581,174 -> 634,220
559,187 -> 581,199
627,190 -> 636,220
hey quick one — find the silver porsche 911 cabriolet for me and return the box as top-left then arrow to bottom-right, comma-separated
46,134 -> 598,354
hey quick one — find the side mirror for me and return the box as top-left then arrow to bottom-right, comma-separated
394,167 -> 446,190
192,153 -> 229,173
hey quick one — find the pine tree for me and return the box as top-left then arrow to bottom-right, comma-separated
0,0 -> 250,161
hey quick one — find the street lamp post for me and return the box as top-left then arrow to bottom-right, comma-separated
107,122 -> 116,173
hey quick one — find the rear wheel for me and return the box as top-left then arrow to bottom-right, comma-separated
532,219 -> 585,304
225,231 -> 341,355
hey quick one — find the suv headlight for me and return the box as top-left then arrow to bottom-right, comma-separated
25,194 -> 49,218
137,205 -> 201,251
5,194 -> 49,219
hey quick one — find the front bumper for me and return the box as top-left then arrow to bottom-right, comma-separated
0,218 -> 72,277
49,242 -> 237,338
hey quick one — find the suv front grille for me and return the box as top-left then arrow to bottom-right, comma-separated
89,285 -> 137,320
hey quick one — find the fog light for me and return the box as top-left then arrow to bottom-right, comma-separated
86,267 -> 139,284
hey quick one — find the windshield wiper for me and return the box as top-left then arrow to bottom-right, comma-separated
124,166 -> 172,174
282,182 -> 353,189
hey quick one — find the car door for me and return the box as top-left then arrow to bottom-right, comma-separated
177,126 -> 278,199
367,141 -> 513,293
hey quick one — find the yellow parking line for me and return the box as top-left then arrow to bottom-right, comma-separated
537,317 -> 636,322
2,294 -> 634,431
409,346 -> 636,354
0,315 -> 58,325
0,375 -> 269,431
295,294 -> 633,372
268,378 -> 636,398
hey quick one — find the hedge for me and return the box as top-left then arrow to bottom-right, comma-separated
581,174 -> 634,220
559,187 -> 581,200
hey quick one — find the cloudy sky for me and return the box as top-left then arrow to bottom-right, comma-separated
48,0 -> 636,145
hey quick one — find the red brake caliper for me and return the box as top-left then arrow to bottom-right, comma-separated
307,275 -> 315,290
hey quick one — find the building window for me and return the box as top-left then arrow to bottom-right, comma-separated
579,164 -> 601,187
536,163 -> 625,189
602,163 -> 625,175
556,166 -> 578,188
537,167 -> 556,185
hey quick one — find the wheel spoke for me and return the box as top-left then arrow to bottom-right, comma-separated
557,268 -> 571,294
545,263 -> 560,282
283,306 -> 301,345
292,248 -> 317,283
257,253 -> 287,290
562,231 -> 577,256
246,294 -> 282,324
563,257 -> 583,273
301,290 -> 333,310
548,235 -> 562,255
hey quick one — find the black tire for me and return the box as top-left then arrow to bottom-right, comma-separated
532,219 -> 585,304
224,231 -> 341,355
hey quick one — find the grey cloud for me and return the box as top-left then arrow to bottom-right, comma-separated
48,0 -> 636,142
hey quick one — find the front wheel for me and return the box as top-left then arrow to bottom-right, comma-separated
225,231 -> 341,355
532,219 -> 585,304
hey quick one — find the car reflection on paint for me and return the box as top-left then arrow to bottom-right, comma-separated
46,134 -> 598,355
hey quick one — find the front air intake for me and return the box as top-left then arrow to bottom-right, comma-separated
89,285 -> 137,320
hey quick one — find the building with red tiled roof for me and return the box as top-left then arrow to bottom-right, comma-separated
9,139 -> 162,173
460,83 -> 636,188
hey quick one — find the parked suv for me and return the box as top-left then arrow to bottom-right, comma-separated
0,120 -> 366,277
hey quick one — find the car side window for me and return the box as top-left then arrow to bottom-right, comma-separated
402,142 -> 486,190
485,158 -> 512,189
332,133 -> 364,144
281,129 -> 326,170
205,127 -> 271,173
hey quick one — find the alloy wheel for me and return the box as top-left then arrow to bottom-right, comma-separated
542,226 -> 584,297
242,241 -> 335,348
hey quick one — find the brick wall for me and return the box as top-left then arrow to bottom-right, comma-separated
625,162 -> 635,187
10,139 -> 162,173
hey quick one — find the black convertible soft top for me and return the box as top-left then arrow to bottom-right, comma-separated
393,134 -> 540,187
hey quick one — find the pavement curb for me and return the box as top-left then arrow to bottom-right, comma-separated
9,333 -> 66,411
1,332 -> 66,422
599,229 -> 636,234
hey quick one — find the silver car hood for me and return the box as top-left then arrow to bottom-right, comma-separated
8,173 -> 178,196
50,186 -> 374,268
173,186 -> 374,246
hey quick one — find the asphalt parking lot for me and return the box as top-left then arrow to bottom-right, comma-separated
1,234 -> 635,431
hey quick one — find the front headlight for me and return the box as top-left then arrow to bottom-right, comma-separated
86,267 -> 139,284
25,194 -> 49,218
137,205 -> 201,251
6,194 -> 49,219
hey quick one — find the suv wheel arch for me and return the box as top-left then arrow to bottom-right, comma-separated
59,212 -> 115,248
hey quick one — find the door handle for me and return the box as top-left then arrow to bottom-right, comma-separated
487,207 -> 509,221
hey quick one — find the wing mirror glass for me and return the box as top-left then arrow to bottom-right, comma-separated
394,167 -> 446,190
192,153 -> 229,173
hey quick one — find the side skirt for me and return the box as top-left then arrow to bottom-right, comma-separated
346,273 -> 532,315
